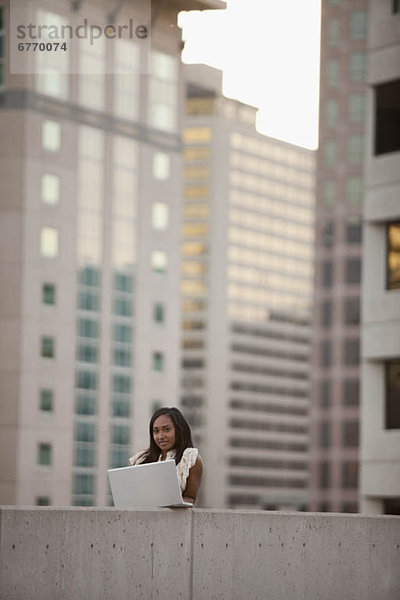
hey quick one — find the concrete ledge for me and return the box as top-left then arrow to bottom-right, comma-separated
1,507 -> 400,600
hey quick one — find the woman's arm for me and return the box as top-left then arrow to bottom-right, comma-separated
182,455 -> 203,505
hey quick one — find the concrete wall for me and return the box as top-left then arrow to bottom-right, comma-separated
1,507 -> 400,600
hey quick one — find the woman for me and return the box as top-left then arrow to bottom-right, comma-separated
129,407 -> 203,505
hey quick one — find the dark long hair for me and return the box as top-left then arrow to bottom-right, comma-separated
142,407 -> 193,465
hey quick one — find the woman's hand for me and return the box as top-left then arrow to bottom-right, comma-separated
182,456 -> 203,505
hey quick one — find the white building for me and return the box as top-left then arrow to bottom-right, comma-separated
0,0 -> 225,506
181,65 -> 316,509
360,0 -> 400,515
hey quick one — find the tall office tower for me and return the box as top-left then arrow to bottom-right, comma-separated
0,0 -> 225,506
181,65 -> 315,510
360,0 -> 400,515
308,0 -> 368,513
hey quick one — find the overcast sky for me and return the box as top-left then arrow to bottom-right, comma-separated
179,0 -> 321,150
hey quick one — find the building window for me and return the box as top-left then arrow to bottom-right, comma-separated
153,152 -> 170,180
324,140 -> 337,168
320,380 -> 331,408
320,340 -> 332,367
78,291 -> 100,312
350,11 -> 368,40
78,319 -> 99,339
319,462 -> 330,489
75,421 -> 96,442
113,41 -> 140,120
113,323 -> 132,343
36,496 -> 51,506
151,251 -> 167,273
320,421 -> 331,448
114,272 -> 133,293
152,202 -> 169,230
384,498 -> 400,515
321,300 -> 332,327
113,298 -> 132,317
347,135 -> 364,164
346,176 -> 363,206
345,258 -> 361,285
322,219 -> 334,248
40,389 -> 53,412
328,18 -> 340,45
386,360 -> 400,429
38,443 -> 52,466
343,338 -> 359,365
79,266 -> 100,287
153,303 -> 165,323
342,462 -> 358,488
342,503 -> 358,513
344,297 -> 360,325
73,473 -> 95,495
41,336 -> 55,359
323,181 -> 336,208
326,59 -> 339,87
111,424 -> 130,446
148,51 -> 178,133
74,444 -> 96,467
342,421 -> 359,447
348,93 -> 365,123
111,397 -> 130,417
343,379 -> 359,406
349,53 -> 366,81
322,260 -> 334,287
393,0 -> 400,15
41,174 -> 60,205
76,394 -> 96,415
325,99 -> 338,128
112,374 -> 131,393
112,348 -> 131,367
387,222 -> 400,290
77,344 -> 98,363
40,227 -> 59,258
42,120 -> 61,152
42,283 -> 56,305
152,351 -> 164,372
76,369 -> 98,390
346,217 -> 362,244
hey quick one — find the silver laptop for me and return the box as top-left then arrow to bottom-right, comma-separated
108,459 -> 193,508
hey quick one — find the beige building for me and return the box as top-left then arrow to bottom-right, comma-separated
360,0 -> 400,515
182,65 -> 315,510
0,0 -> 225,506
308,0 -> 368,513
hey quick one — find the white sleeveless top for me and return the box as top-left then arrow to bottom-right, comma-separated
129,447 -> 198,493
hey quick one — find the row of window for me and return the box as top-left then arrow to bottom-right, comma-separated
324,53 -> 367,87
322,176 -> 363,207
319,338 -> 359,367
318,461 -> 358,489
320,297 -> 360,327
321,258 -> 361,287
321,217 -> 362,247
326,12 -> 368,44
318,420 -> 359,448
324,94 -> 366,128
323,135 -> 364,168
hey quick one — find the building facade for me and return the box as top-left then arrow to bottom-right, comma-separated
360,0 -> 400,515
182,65 -> 315,509
0,0 -> 225,506
308,0 -> 368,513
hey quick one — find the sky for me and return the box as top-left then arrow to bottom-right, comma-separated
178,0 -> 321,150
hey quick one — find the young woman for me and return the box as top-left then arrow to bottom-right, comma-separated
129,407 -> 203,505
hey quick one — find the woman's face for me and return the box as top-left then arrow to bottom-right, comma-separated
152,414 -> 176,454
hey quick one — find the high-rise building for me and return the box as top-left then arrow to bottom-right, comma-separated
182,64 -> 315,510
308,0 -> 368,513
360,0 -> 400,515
0,0 -> 225,506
